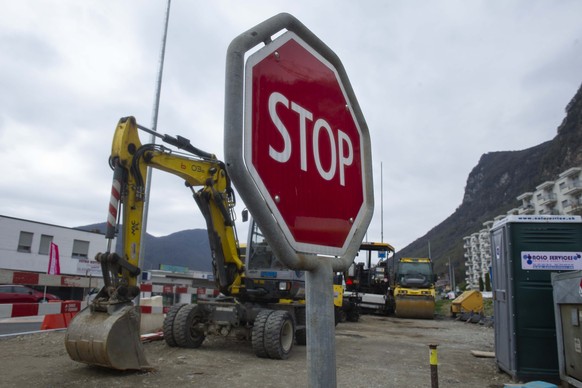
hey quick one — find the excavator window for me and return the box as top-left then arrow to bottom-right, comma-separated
247,220 -> 286,270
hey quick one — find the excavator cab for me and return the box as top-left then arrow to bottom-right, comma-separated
244,219 -> 305,302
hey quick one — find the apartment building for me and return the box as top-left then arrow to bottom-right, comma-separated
463,166 -> 582,289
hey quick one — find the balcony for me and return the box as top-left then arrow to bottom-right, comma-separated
564,198 -> 582,215
536,181 -> 555,191
562,181 -> 582,196
539,208 -> 561,215
559,167 -> 582,179
537,193 -> 557,206
507,208 -> 520,216
517,192 -> 534,201
518,204 -> 535,215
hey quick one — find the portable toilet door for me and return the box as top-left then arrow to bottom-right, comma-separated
491,221 -> 514,375
491,215 -> 582,381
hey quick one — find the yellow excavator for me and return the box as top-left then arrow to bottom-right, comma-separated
65,117 -> 310,370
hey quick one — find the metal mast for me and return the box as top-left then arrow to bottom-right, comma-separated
139,0 -> 172,273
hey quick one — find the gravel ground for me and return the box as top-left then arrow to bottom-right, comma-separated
0,314 -> 518,388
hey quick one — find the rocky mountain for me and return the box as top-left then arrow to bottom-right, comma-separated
77,223 -> 212,272
397,82 -> 582,283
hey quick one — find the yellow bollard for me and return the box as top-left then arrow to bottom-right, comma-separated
429,344 -> 439,388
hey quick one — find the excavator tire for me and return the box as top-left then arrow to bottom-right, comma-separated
264,310 -> 295,360
346,306 -> 361,322
251,309 -> 273,358
163,303 -> 187,347
334,307 -> 347,325
173,304 -> 206,348
295,308 -> 306,346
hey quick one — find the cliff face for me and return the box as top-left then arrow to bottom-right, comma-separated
397,82 -> 582,281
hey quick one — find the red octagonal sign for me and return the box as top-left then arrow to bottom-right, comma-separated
244,32 -> 369,256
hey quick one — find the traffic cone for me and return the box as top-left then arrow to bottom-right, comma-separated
41,313 -> 67,330
63,312 -> 75,326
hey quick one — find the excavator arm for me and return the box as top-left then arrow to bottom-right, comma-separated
66,116 -> 245,370
105,116 -> 245,297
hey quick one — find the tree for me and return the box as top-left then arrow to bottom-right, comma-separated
478,277 -> 484,291
485,272 -> 491,292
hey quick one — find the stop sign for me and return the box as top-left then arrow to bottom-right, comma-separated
244,31 -> 369,255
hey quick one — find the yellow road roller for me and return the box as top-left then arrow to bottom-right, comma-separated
392,258 -> 436,319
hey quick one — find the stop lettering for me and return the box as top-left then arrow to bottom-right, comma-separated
267,91 -> 354,186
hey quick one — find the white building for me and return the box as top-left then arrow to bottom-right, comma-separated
463,166 -> 582,289
464,221 -> 493,290
0,215 -> 104,276
514,167 -> 582,216
0,215 -> 214,302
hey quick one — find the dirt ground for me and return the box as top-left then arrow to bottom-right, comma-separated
0,314 -> 520,388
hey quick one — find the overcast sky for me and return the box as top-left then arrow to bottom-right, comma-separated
1,1 -> 581,254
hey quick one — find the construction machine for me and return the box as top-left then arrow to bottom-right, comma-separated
65,116 -> 310,370
450,290 -> 484,321
344,242 -> 396,315
391,257 -> 436,319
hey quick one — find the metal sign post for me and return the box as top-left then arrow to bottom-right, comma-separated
224,13 -> 374,387
306,257 -> 336,386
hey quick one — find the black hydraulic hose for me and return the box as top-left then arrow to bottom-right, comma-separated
130,144 -> 161,197
136,123 -> 215,160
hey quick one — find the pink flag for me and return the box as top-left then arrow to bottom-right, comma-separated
48,242 -> 61,275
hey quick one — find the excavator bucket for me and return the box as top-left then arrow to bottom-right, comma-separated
65,304 -> 151,370
394,296 -> 435,319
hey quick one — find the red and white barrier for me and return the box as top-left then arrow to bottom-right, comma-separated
0,270 -> 218,319
140,284 -> 219,299
0,301 -> 86,319
138,284 -> 219,315
0,269 -> 102,288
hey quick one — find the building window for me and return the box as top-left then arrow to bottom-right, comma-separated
72,239 -> 90,259
17,231 -> 34,253
38,235 -> 53,255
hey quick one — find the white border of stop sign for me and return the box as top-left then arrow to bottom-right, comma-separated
243,31 -> 369,256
